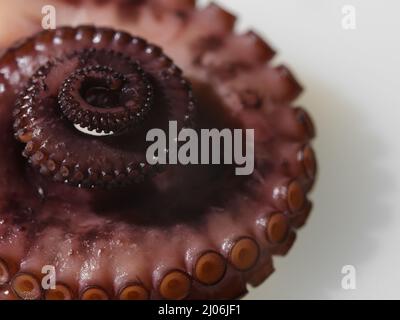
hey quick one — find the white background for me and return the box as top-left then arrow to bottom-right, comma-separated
198,0 -> 400,299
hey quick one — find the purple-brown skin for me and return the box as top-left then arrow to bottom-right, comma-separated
0,0 -> 316,300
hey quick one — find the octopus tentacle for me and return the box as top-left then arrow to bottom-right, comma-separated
229,237 -> 260,272
10,26 -> 194,188
11,272 -> 42,300
158,270 -> 192,300
110,241 -> 152,300
0,0 -> 317,300
193,251 -> 226,286
44,283 -> 73,300
180,231 -> 227,286
118,282 -> 149,300
80,286 -> 109,300
0,257 -> 10,286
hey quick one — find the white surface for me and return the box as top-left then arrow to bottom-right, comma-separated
198,0 -> 400,299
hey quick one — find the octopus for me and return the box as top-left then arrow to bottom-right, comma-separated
0,0 -> 316,300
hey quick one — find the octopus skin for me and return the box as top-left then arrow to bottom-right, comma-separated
0,0 -> 317,300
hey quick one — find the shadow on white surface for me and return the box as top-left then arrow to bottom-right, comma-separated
246,75 -> 394,299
